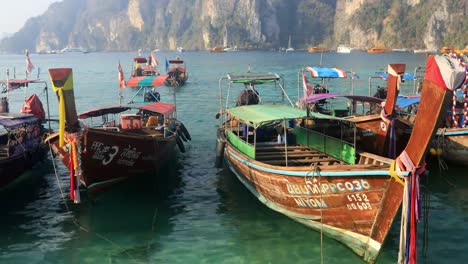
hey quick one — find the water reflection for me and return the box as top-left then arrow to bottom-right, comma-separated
215,167 -> 366,264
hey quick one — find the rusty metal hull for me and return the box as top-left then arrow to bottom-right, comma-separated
222,140 -> 404,263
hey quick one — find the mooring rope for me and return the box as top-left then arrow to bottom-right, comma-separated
317,164 -> 324,264
47,142 -> 136,261
305,163 -> 324,264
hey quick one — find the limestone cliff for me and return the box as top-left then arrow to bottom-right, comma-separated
0,0 -> 466,53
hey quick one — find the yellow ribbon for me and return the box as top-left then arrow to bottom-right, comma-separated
58,88 -> 65,147
389,160 -> 405,185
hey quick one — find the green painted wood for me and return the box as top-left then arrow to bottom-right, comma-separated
294,126 -> 356,164
226,130 -> 255,159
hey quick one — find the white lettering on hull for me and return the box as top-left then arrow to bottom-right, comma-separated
294,197 -> 328,208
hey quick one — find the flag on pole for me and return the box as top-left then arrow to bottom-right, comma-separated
302,72 -> 312,96
150,51 -> 159,67
25,50 -> 34,74
118,62 -> 126,89
165,57 -> 169,72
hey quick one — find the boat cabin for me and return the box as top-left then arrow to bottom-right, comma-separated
77,102 -> 176,137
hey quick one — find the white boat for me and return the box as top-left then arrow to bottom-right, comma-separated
285,35 -> 294,52
413,49 -> 427,54
392,48 -> 409,52
177,47 -> 184,53
337,44 -> 351,53
60,47 -> 88,54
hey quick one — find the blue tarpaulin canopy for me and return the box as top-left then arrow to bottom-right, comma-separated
304,67 -> 347,78
0,114 -> 39,129
377,72 -> 416,81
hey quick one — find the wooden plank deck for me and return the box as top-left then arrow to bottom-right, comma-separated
255,144 -> 343,166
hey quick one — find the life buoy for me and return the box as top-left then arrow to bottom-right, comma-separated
176,135 -> 185,153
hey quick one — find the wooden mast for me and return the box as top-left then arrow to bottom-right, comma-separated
374,64 -> 405,156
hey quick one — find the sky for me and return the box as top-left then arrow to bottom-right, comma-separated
0,0 -> 60,34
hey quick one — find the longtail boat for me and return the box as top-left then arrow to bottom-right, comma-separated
46,68 -> 190,202
165,57 -> 189,87
301,65 -> 409,158
0,78 -> 51,191
216,56 -> 465,263
367,47 -> 391,53
396,90 -> 468,166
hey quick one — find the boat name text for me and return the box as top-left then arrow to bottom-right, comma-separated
286,179 -> 371,195
90,141 -> 119,165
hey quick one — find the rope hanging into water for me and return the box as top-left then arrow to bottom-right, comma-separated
450,53 -> 468,127
305,163 -> 324,264
48,141 -> 137,261
452,90 -> 458,127
395,150 -> 426,264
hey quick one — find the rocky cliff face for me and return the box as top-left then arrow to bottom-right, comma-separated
1,0 -> 466,53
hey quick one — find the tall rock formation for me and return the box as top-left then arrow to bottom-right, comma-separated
0,0 -> 466,53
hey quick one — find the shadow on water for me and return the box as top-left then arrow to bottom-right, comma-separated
214,166 -> 364,264
379,162 -> 468,263
0,160 -> 52,210
40,156 -> 186,264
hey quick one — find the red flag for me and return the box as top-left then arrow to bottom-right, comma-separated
150,51 -> 159,67
25,50 -> 34,74
118,63 -> 126,89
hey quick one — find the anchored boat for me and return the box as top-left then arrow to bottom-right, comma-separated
216,56 -> 465,262
0,78 -> 51,190
46,68 -> 190,201
165,57 -> 188,87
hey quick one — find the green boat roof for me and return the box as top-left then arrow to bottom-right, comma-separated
226,72 -> 280,84
226,104 -> 352,127
226,104 -> 306,127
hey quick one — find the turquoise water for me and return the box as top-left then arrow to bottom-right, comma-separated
0,51 -> 466,263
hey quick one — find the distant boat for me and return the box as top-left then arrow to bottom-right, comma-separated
367,47 -> 390,53
177,47 -> 184,53
454,46 -> 468,55
440,46 -> 453,54
391,48 -> 409,52
210,46 -> 225,53
60,47 -> 88,54
337,44 -> 351,53
165,57 -> 189,87
285,35 -> 294,52
308,46 -> 327,53
413,49 -> 428,54
224,46 -> 238,52
414,49 -> 437,54
153,49 -> 160,52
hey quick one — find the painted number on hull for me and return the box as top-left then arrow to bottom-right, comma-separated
346,193 -> 372,210
103,146 -> 119,165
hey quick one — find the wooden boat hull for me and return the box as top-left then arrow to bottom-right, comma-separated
49,128 -> 177,191
165,66 -> 188,87
434,127 -> 468,165
0,144 -> 48,190
221,133 -> 403,263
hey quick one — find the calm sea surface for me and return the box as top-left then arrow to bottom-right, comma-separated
0,51 -> 466,263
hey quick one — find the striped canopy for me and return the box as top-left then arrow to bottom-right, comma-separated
126,74 -> 168,87
377,72 -> 416,81
301,93 -> 383,104
304,67 -> 347,78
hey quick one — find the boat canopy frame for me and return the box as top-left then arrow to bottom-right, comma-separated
218,72 -> 294,125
